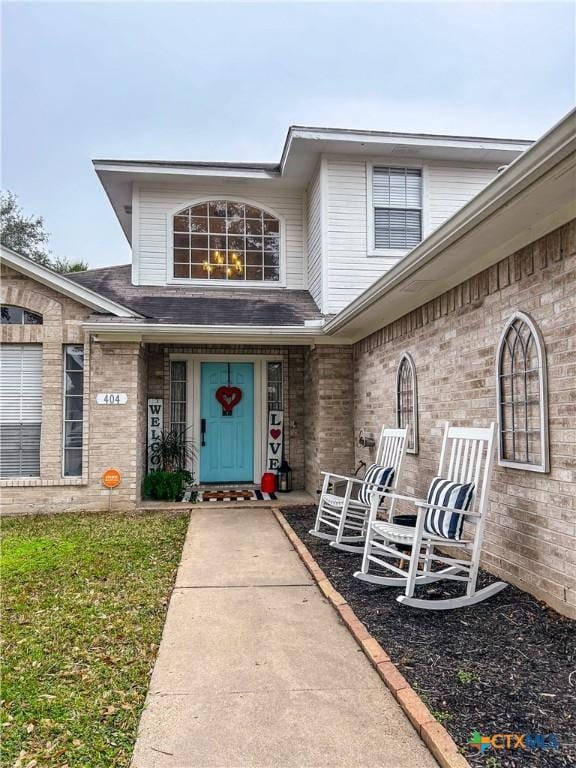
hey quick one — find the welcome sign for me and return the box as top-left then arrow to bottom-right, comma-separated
266,410 -> 284,472
147,398 -> 163,471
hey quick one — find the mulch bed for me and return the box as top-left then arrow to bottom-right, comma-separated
282,506 -> 576,768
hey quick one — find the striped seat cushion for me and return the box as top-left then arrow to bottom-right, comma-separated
357,464 -> 395,506
323,493 -> 369,511
423,477 -> 475,540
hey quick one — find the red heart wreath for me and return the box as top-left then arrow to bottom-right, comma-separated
216,386 -> 242,412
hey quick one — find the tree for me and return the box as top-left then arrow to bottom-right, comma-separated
1,191 -> 88,273
1,191 -> 51,266
51,256 -> 89,273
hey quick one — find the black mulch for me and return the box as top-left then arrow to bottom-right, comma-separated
282,506 -> 576,768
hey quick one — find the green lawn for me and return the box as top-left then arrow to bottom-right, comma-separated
1,511 -> 189,768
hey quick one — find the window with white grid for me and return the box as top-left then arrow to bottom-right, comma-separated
170,361 -> 187,438
396,353 -> 418,454
173,201 -> 280,282
497,312 -> 549,472
373,167 -> 422,250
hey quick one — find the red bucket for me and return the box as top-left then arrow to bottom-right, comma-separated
261,472 -> 277,494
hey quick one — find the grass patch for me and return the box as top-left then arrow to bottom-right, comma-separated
1,511 -> 189,768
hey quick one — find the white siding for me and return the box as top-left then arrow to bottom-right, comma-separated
306,164 -> 323,309
325,157 -> 396,314
324,156 -> 498,314
134,181 -> 306,288
427,165 -> 497,231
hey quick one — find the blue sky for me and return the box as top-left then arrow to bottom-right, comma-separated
3,1 -> 574,268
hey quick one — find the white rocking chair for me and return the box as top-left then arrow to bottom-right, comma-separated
309,427 -> 408,554
354,423 -> 507,610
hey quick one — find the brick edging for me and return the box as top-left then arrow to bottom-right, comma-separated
273,508 -> 470,768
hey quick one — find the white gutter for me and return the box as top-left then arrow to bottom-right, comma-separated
324,108 -> 576,336
1,246 -> 141,318
93,162 -> 280,181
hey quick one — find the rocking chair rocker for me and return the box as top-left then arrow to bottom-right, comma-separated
354,422 -> 507,610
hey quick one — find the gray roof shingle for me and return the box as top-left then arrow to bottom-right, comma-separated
67,265 -> 323,326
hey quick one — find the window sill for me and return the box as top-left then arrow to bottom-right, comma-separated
368,249 -> 411,258
167,278 -> 287,289
497,459 -> 549,473
0,477 -> 88,488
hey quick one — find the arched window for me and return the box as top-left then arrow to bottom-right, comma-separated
496,312 -> 549,472
396,352 -> 418,454
173,200 -> 281,282
1,305 -> 43,325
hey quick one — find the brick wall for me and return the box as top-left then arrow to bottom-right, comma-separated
353,221 -> 576,617
0,265 -> 145,514
86,341 -> 147,509
304,345 -> 355,496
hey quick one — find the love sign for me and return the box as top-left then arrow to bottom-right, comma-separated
266,411 -> 284,472
216,385 -> 242,416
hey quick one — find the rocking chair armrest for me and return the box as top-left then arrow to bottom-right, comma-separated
320,471 -> 359,484
414,500 -> 482,517
377,490 -> 426,504
321,472 -> 382,489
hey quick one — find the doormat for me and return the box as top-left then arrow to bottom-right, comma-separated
200,489 -> 277,503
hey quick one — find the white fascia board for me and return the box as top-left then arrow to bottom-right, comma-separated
1,246 -> 141,318
83,322 -> 322,335
93,162 -> 280,181
324,108 -> 576,336
82,321 -> 348,346
287,127 -> 532,153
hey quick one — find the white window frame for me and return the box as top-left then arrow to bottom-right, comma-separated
169,353 -> 284,483
166,197 -> 287,289
61,344 -> 85,478
366,162 -> 429,257
496,311 -> 549,473
396,352 -> 419,455
0,344 -> 43,479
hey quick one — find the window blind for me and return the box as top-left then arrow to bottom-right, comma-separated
0,345 -> 42,477
373,167 -> 422,250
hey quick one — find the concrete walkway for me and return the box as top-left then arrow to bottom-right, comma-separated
131,508 -> 437,768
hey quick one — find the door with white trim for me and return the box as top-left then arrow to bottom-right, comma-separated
199,362 -> 254,483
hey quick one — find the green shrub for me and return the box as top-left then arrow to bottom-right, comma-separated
143,470 -> 192,501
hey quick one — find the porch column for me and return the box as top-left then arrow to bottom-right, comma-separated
88,340 -> 147,509
304,345 -> 355,497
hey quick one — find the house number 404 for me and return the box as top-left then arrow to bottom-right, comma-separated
96,393 -> 128,405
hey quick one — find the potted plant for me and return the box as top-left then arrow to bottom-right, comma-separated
143,427 -> 198,502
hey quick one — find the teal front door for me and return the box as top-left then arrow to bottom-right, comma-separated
200,362 -> 254,483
